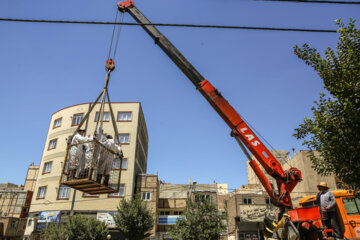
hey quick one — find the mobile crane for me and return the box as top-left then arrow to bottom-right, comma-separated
117,1 -> 360,239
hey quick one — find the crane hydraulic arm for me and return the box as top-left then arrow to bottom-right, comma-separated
118,0 -> 302,209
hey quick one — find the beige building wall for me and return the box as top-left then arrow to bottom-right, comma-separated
29,102 -> 148,214
247,149 -> 337,207
284,150 -> 337,207
24,164 -> 39,192
247,150 -> 289,190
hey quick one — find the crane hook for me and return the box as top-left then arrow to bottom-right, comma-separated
105,58 -> 115,72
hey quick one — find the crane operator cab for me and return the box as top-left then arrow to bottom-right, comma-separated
59,59 -> 125,195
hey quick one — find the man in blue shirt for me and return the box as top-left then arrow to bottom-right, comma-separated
315,182 -> 344,239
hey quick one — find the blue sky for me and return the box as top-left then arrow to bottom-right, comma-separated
0,0 -> 358,191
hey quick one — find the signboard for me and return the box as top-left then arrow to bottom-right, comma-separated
38,211 -> 61,223
239,205 -> 277,222
158,215 -> 184,225
97,211 -> 117,228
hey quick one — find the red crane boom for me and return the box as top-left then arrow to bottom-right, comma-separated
117,0 -> 302,209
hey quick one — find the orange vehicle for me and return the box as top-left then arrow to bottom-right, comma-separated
117,1 -> 360,239
291,190 -> 360,239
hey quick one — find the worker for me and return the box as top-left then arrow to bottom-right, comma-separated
315,182 -> 344,239
67,129 -> 92,180
96,135 -> 122,186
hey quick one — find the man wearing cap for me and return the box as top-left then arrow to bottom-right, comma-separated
315,182 -> 343,239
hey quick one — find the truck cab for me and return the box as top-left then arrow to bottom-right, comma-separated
299,190 -> 360,239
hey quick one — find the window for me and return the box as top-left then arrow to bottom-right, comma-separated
112,158 -> 127,170
243,197 -> 252,204
115,134 -> 130,144
117,112 -> 132,121
174,211 -> 183,215
53,118 -> 62,128
265,198 -> 272,205
42,162 -> 52,174
108,184 -> 125,197
160,211 -> 170,215
72,113 -> 83,126
141,192 -> 151,201
27,219 -> 33,226
10,220 -> 18,229
83,192 -> 99,198
57,185 -> 70,199
343,197 -> 360,215
195,194 -> 211,202
37,186 -> 47,199
48,139 -> 57,150
95,112 -> 110,122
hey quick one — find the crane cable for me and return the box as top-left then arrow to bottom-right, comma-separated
95,10 -> 125,133
107,10 -> 125,61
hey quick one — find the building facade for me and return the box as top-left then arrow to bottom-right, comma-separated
226,184 -> 277,240
0,183 -> 33,240
134,175 -> 230,240
26,102 -> 148,239
284,150 -> 337,207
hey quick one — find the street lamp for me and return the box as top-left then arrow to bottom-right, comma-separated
106,234 -> 111,240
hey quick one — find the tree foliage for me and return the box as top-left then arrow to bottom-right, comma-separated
42,215 -> 109,240
293,19 -> 360,190
114,196 -> 154,240
169,199 -> 227,240
42,222 -> 67,240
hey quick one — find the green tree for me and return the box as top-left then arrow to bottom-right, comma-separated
114,196 -> 154,240
293,19 -> 360,190
42,223 -> 67,240
42,215 -> 109,240
67,215 -> 109,240
169,198 -> 227,240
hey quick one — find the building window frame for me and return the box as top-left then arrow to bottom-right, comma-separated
195,194 -> 211,202
117,112 -> 132,122
141,192 -> 151,201
115,134 -> 130,144
243,197 -> 252,204
53,117 -> 62,129
265,197 -> 272,205
57,185 -> 71,200
42,161 -> 52,174
48,139 -> 57,150
71,113 -> 84,126
112,158 -> 127,170
108,184 -> 125,198
95,112 -> 110,122
37,186 -> 47,199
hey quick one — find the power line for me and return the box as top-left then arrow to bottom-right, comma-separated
0,18 -> 337,33
256,0 -> 360,4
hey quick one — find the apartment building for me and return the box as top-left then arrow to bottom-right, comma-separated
26,102 -> 148,239
0,181 -> 34,240
138,178 -> 229,240
226,184 -> 277,240
284,150 -> 337,206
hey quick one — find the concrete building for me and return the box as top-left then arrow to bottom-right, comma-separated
0,182 -> 34,240
155,181 -> 228,240
247,149 -> 337,207
226,184 -> 277,240
284,150 -> 337,207
23,164 -> 39,192
26,102 -> 148,239
135,174 -> 160,239
247,150 -> 289,191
